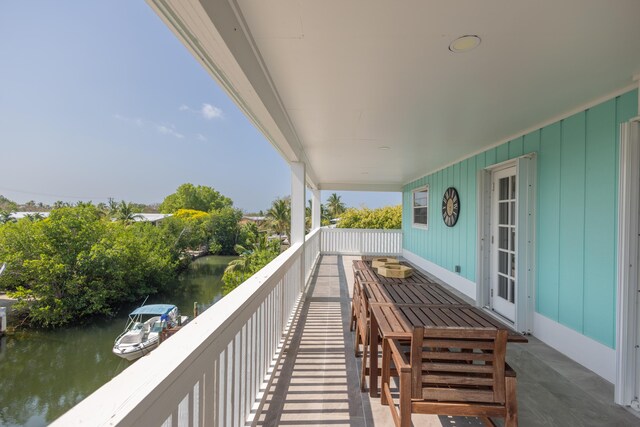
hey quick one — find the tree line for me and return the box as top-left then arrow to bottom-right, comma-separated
0,184 -> 255,327
0,186 -> 400,328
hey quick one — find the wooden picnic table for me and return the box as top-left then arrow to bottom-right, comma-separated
353,259 -> 528,398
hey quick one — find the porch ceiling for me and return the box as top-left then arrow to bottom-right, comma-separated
148,0 -> 640,190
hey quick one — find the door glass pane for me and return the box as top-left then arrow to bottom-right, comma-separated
510,201 -> 516,225
509,279 -> 515,303
499,227 -> 509,250
510,228 -> 516,251
511,253 -> 516,277
499,275 -> 508,299
499,251 -> 508,275
511,176 -> 517,199
499,202 -> 509,224
499,177 -> 509,200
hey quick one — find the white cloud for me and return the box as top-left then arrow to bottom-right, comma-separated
156,124 -> 184,139
180,103 -> 223,120
196,133 -> 207,142
114,114 -> 184,139
114,114 -> 144,127
201,103 -> 223,120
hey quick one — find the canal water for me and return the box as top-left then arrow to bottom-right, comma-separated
0,255 -> 234,427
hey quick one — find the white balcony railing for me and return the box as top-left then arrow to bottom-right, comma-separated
321,227 -> 402,255
52,227 -> 395,427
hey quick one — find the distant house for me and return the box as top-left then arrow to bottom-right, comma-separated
9,212 -> 171,225
132,213 -> 172,225
10,212 -> 51,220
239,216 -> 266,226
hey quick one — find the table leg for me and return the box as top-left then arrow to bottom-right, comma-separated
369,307 -> 379,398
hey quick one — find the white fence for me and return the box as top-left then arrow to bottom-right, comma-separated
321,228 -> 402,255
52,228 -> 395,426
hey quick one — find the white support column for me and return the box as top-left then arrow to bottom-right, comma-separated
615,118 -> 640,406
290,162 -> 306,245
311,189 -> 321,231
291,162 -> 306,293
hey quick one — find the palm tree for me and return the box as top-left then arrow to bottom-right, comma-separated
326,193 -> 346,220
321,203 -> 331,226
225,242 -> 254,281
24,212 -> 44,222
306,200 -> 332,228
225,256 -> 250,282
108,198 -> 119,217
305,200 -> 313,231
225,229 -> 278,282
0,211 -> 16,224
115,201 -> 142,223
265,198 -> 291,242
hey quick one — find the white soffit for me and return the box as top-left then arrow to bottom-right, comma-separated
149,0 -> 640,191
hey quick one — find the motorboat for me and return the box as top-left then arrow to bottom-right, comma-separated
112,304 -> 187,361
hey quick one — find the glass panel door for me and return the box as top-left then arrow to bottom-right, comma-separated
491,166 -> 517,322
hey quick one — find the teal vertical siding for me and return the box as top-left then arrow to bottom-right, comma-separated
496,143 -> 509,163
583,100 -> 617,345
537,123 -> 561,320
403,89 -> 638,349
509,137 -> 524,158
558,112 -> 586,332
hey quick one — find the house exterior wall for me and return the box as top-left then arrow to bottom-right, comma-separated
403,89 -> 638,350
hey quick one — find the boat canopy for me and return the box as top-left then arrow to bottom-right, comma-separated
130,304 -> 176,316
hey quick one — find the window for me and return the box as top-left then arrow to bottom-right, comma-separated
412,186 -> 429,228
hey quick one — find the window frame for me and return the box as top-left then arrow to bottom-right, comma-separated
412,185 -> 429,229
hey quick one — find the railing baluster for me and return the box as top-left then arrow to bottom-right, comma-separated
225,343 -> 232,427
235,329 -> 242,427
212,356 -> 219,427
242,322 -> 249,422
193,382 -> 199,427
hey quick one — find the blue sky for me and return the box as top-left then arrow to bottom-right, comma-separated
0,1 -> 400,213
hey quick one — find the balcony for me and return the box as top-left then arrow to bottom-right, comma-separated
53,228 -> 638,427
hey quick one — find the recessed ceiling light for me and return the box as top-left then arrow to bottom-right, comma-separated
378,146 -> 390,150
449,35 -> 481,53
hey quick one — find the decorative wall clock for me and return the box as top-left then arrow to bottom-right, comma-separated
442,187 -> 460,227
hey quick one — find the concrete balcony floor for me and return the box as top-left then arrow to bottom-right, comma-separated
256,255 -> 640,427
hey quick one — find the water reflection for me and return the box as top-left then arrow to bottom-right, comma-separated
0,256 -> 232,427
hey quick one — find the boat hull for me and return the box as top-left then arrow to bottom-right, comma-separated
113,338 -> 159,361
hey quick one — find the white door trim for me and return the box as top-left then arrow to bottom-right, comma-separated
476,154 -> 536,334
615,117 -> 640,406
491,166 -> 517,321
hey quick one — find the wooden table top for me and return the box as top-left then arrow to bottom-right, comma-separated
370,303 -> 528,343
353,258 -> 526,342
360,280 -> 467,305
353,259 -> 434,285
